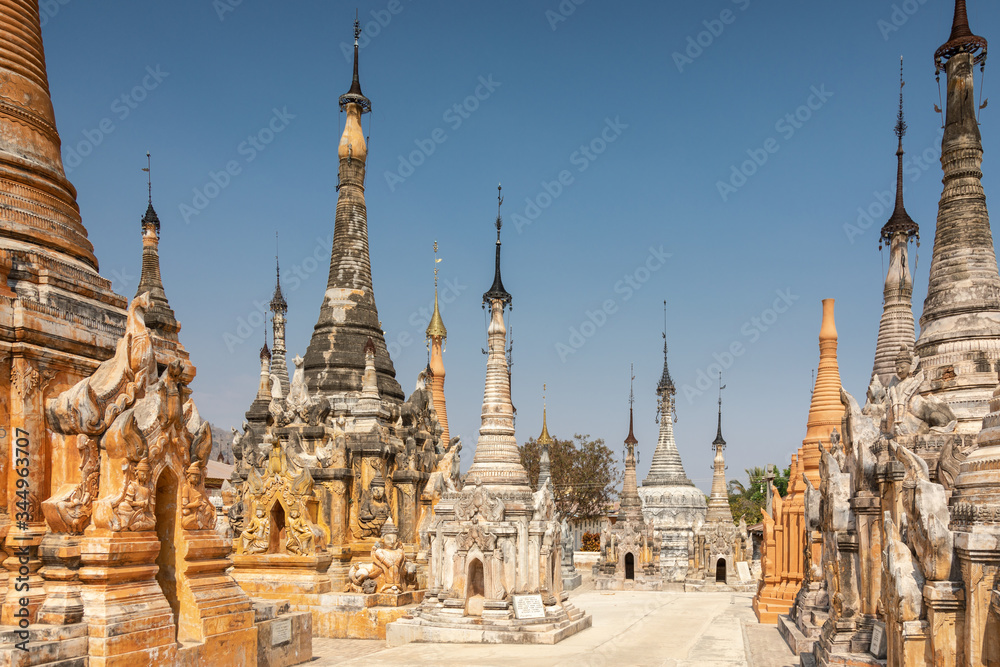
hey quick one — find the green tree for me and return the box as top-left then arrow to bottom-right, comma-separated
727,464 -> 793,525
519,433 -> 621,520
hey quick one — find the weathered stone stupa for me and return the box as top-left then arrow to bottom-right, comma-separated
387,188 -> 591,646
594,383 -> 664,591
687,377 -> 750,590
229,20 -> 457,640
638,311 -> 707,583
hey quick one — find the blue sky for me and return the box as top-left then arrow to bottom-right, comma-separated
41,1 -> 1000,494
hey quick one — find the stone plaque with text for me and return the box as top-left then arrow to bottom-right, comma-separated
736,561 -> 752,582
869,621 -> 886,659
271,618 -> 292,646
512,594 -> 545,620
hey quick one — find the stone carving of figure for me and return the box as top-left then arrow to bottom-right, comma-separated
885,347 -> 922,436
181,464 -> 214,530
285,508 -> 315,555
371,519 -> 407,593
241,507 -> 270,554
356,471 -> 391,538
347,519 -> 408,594
114,459 -> 155,531
286,355 -> 308,408
561,518 -> 574,568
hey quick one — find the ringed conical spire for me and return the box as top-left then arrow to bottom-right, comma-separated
619,367 -> 643,522
705,373 -> 734,524
873,60 -> 919,387
916,0 -> 1000,429
134,153 -> 179,341
427,241 -> 450,443
465,187 -> 529,490
303,17 -> 403,402
270,241 -> 290,395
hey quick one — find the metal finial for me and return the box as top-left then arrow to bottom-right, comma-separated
629,364 -> 635,408
433,240 -> 440,289
895,57 -> 907,142
276,232 -> 280,281
354,9 -> 361,45
143,152 -> 152,205
496,183 -> 503,236
543,382 -> 547,409
713,372 -> 727,447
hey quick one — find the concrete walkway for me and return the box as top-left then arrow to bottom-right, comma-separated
309,587 -> 797,667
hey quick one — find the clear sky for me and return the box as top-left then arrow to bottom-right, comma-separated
41,0 -> 1000,495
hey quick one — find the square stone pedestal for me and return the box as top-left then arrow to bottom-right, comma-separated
253,598 -> 312,667
308,591 -> 425,639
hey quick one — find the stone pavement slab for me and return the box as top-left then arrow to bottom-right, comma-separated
307,591 -> 797,667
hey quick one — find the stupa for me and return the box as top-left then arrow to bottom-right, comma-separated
638,305 -> 707,583
386,187 -> 591,645
594,376 -> 664,591
228,19 -> 458,640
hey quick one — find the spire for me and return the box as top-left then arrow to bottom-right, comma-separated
881,58 -> 919,245
619,366 -> 643,522
657,300 -> 674,393
426,241 -> 447,339
713,374 -> 726,448
270,236 -> 290,395
935,0 -> 987,73
482,184 -> 512,308
625,365 -> 638,447
705,372 -> 734,524
465,189 -> 529,490
873,61 -> 919,387
134,152 -> 179,340
303,17 -> 402,402
916,0 -> 1000,428
805,300 -> 844,445
644,308 -> 695,487
270,236 -> 287,314
339,12 -> 371,113
427,240 -> 450,443
538,384 -> 552,487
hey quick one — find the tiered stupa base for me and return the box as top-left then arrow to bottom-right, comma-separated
386,592 -> 591,646
231,553 -> 422,639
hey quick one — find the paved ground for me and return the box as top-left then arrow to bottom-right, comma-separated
308,576 -> 798,667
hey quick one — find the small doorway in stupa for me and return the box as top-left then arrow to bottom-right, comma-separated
466,558 -> 485,616
154,467 -> 180,642
716,558 -> 726,583
625,552 -> 635,580
269,503 -> 286,553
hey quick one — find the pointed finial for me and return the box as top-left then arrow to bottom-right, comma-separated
427,240 -> 447,340
625,364 -> 638,446
496,183 -> 504,237
270,231 -> 287,314
483,183 -> 512,307
140,152 -> 160,236
714,373 -> 727,447
538,383 -> 554,446
935,0 -> 987,72
881,57 -> 919,246
340,11 -> 371,113
143,152 -> 152,205
895,57 -> 907,144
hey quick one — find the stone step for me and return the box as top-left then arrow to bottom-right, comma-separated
0,635 -> 89,667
